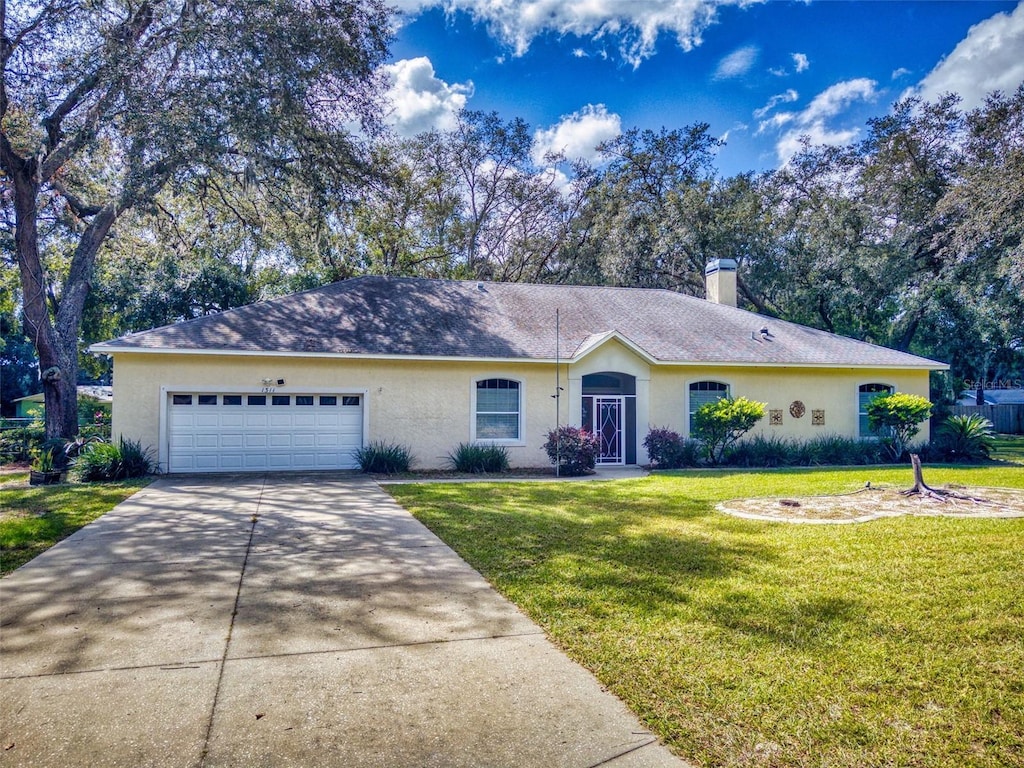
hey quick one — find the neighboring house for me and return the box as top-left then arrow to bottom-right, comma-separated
13,385 -> 113,418
957,389 -> 1024,407
91,260 -> 947,473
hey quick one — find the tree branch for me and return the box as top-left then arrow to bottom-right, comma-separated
50,178 -> 104,218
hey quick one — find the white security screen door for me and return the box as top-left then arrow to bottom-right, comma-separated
583,395 -> 624,465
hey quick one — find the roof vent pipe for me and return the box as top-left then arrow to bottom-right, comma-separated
705,259 -> 737,307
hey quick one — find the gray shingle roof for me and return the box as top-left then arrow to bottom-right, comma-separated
92,276 -> 946,369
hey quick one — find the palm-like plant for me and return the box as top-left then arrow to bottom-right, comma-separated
936,414 -> 995,462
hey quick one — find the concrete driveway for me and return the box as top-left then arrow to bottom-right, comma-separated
1,474 -> 687,768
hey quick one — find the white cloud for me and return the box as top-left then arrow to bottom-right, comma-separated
913,1 -> 1024,110
800,78 -> 877,123
774,124 -> 860,167
396,0 -> 752,68
792,52 -> 809,73
714,45 -> 758,79
753,88 -> 799,119
755,78 -> 878,165
532,104 -> 623,165
891,67 -> 912,80
380,57 -> 474,137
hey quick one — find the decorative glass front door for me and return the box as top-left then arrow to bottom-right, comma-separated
583,396 -> 624,464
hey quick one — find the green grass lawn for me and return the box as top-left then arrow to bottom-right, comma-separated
0,473 -> 150,575
993,434 -> 1024,464
390,465 -> 1024,768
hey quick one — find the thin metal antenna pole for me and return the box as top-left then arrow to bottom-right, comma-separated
555,308 -> 560,478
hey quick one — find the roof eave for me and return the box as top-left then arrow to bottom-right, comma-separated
90,344 -> 948,370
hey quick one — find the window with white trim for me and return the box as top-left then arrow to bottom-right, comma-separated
476,379 -> 521,441
858,383 -> 893,437
689,381 -> 729,432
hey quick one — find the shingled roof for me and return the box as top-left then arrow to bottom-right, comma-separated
92,276 -> 946,369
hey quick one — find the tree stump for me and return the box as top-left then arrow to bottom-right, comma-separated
901,454 -> 989,504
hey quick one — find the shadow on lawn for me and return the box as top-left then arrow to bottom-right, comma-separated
395,477 -> 868,650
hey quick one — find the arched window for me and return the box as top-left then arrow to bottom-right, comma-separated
858,383 -> 894,437
689,381 -> 729,432
475,378 -> 521,441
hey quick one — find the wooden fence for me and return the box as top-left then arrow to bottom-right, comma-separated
950,404 -> 1024,435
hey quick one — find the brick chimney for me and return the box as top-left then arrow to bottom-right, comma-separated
704,258 -> 737,307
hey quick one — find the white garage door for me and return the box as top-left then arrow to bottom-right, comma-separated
167,393 -> 363,473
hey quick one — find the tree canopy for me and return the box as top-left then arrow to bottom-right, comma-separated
1,0 -> 392,433
3,2 -> 1022,425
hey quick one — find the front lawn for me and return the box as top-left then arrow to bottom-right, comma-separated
0,475 -> 150,575
390,466 -> 1024,768
993,433 -> 1024,464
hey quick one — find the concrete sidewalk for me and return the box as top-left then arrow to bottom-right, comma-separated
1,474 -> 687,768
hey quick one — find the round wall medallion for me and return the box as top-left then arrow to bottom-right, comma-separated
789,400 -> 806,418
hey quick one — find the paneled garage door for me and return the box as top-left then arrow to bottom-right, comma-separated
167,393 -> 363,473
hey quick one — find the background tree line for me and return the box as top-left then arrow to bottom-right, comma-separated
3,2 -> 1021,430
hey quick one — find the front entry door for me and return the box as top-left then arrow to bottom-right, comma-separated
584,396 -> 624,465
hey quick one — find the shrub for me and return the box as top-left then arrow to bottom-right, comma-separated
722,434 -> 891,467
447,442 -> 510,473
72,437 -> 154,482
73,442 -> 123,482
0,420 -> 46,463
543,426 -> 600,476
30,446 -> 57,472
724,434 -> 798,468
866,392 -> 933,461
803,434 -> 887,466
934,413 -> 995,462
643,428 -> 700,468
119,438 -> 156,478
692,396 -> 766,466
353,440 -> 413,473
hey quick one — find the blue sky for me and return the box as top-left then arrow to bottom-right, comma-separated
381,0 -> 1024,176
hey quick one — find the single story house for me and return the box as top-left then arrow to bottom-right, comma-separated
13,385 -> 113,418
91,260 -> 948,473
957,388 -> 1024,407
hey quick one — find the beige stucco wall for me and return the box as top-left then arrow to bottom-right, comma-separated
110,347 -> 933,471
647,365 -> 932,442
110,352 -> 566,471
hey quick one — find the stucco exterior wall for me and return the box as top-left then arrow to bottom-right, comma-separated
647,366 -> 932,441
110,352 -> 566,471
110,349 -> 933,472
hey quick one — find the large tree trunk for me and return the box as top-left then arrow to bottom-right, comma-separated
6,142 -> 114,443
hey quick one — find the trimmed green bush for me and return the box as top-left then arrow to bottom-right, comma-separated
643,428 -> 700,468
447,442 -> 510,473
692,396 -> 767,465
543,426 -> 600,476
935,413 -> 995,462
866,392 -> 933,461
353,441 -> 413,473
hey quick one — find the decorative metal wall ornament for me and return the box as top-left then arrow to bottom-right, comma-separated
769,409 -> 783,425
812,409 -> 825,426
789,401 -> 806,418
